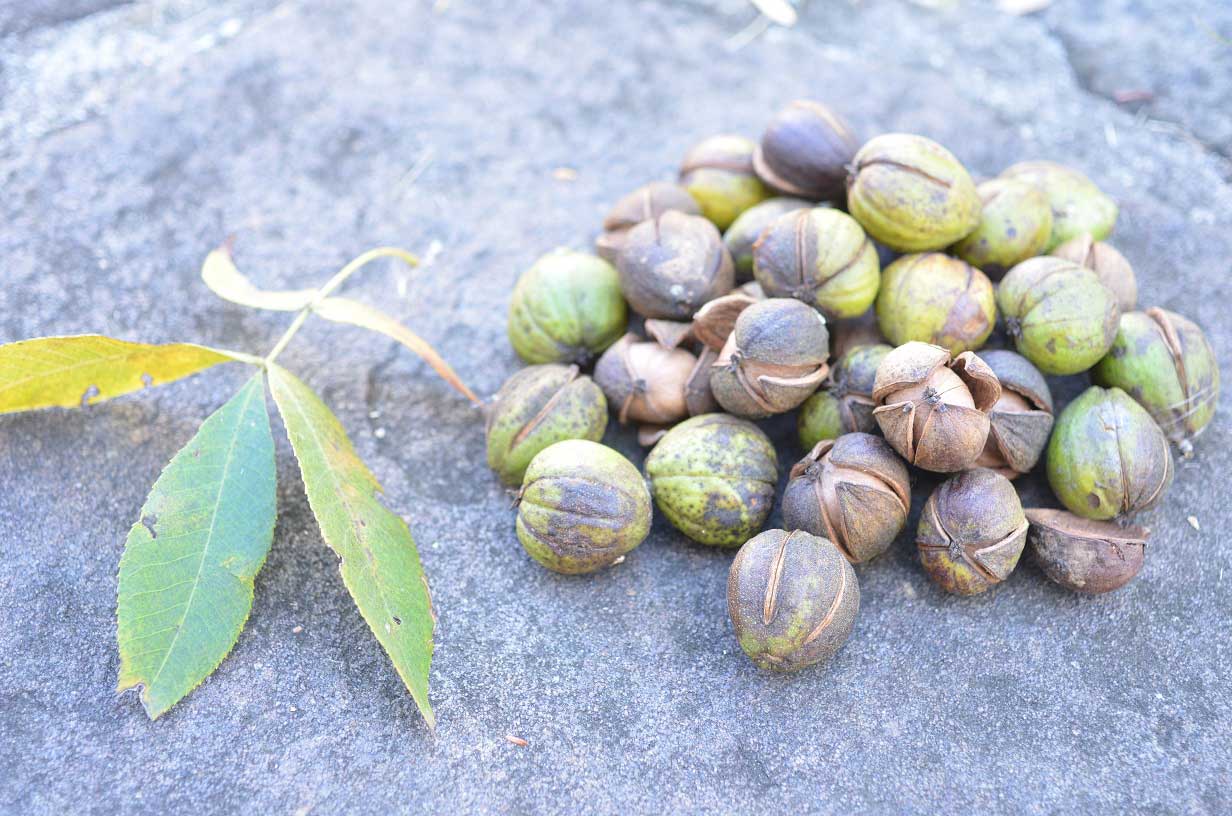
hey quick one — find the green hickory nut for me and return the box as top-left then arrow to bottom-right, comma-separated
723,196 -> 812,282
679,135 -> 771,231
617,210 -> 735,320
952,178 -> 1053,278
1092,308 -> 1220,450
1000,161 -> 1119,252
485,364 -> 608,486
752,207 -> 880,319
797,343 -> 892,449
516,439 -> 652,574
727,529 -> 860,672
644,413 -> 777,547
996,256 -> 1119,375
508,248 -> 628,365
1046,386 -> 1173,521
875,253 -> 996,354
846,132 -> 982,252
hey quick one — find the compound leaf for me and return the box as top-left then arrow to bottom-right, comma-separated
116,373 -> 277,719
201,244 -> 317,312
266,363 -> 435,728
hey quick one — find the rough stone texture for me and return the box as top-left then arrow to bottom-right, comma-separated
1,1 -> 1229,813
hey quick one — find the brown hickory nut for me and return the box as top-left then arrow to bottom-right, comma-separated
1026,508 -> 1147,594
616,210 -> 735,320
973,349 -> 1055,479
752,100 -> 859,202
691,283 -> 764,351
727,529 -> 861,672
916,468 -> 1029,596
872,341 -> 1001,473
1051,233 -> 1137,312
782,433 -> 911,564
596,181 -> 701,263
594,333 -> 708,426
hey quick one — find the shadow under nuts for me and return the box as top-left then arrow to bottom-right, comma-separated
917,468 -> 1028,596
797,343 -> 892,448
710,298 -> 831,418
782,433 -> 910,564
1026,508 -> 1147,594
594,333 -> 710,426
728,529 -> 860,671
974,349 -> 1055,479
616,210 -> 734,320
872,341 -> 1001,472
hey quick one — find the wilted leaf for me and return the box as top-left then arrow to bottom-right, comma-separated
202,244 -> 317,312
0,335 -> 238,414
266,363 -> 435,727
314,296 -> 480,405
116,373 -> 276,719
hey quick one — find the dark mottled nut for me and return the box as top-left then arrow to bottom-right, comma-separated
797,343 -> 892,448
974,349 -> 1055,479
1093,308 -> 1219,450
679,135 -> 770,231
508,249 -> 628,365
691,285 -> 764,350
872,341 -> 1001,472
846,133 -> 982,252
728,529 -> 860,671
753,100 -> 858,201
829,307 -> 886,359
645,414 -> 777,547
1047,386 -> 1173,521
752,208 -> 880,319
917,469 -> 1028,595
783,433 -> 910,564
1000,161 -> 1118,251
485,364 -> 608,486
593,333 -> 701,426
596,181 -> 701,263
1051,233 -> 1137,311
997,257 -> 1120,375
875,253 -> 996,354
723,196 -> 813,281
617,210 -> 735,319
1026,508 -> 1147,594
516,440 -> 652,574
952,178 -> 1053,278
710,298 -> 830,418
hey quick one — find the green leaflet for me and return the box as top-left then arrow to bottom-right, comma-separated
266,364 -> 435,728
116,374 -> 277,719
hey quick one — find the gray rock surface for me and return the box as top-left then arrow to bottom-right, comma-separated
1,1 -> 1229,813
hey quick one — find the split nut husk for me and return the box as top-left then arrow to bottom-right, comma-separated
691,282 -> 765,351
797,343 -> 892,448
1026,508 -> 1147,594
917,468 -> 1028,595
999,161 -> 1118,251
617,210 -> 735,320
679,135 -> 770,231
752,100 -> 858,202
875,252 -> 996,354
727,529 -> 860,671
1051,233 -> 1137,312
783,433 -> 910,564
723,196 -> 813,281
974,349 -> 1055,479
596,181 -> 701,262
594,333 -> 714,427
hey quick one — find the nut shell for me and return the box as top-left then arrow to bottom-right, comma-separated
596,182 -> 701,263
974,349 -> 1055,479
752,100 -> 858,201
1026,508 -> 1147,594
723,196 -> 813,281
593,333 -> 700,426
797,343 -> 891,448
875,253 -> 996,354
617,210 -> 735,320
1000,161 -> 1118,251
1051,234 -> 1137,312
679,135 -> 770,230
952,178 -> 1053,278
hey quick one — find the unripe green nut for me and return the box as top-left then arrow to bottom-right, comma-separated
516,440 -> 652,574
952,178 -> 1053,278
679,135 -> 771,231
752,208 -> 880,319
997,257 -> 1119,375
1092,308 -> 1220,448
1000,161 -> 1118,251
723,196 -> 812,281
796,391 -> 843,449
846,133 -> 982,252
508,248 -> 628,365
727,529 -> 860,672
1046,386 -> 1173,521
644,413 -> 777,547
485,364 -> 608,486
875,253 -> 996,354
797,343 -> 891,448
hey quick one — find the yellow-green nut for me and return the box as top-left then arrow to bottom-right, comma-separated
846,133 -> 982,252
751,207 -> 880,319
723,196 -> 812,281
1092,308 -> 1220,450
1000,161 -> 1118,251
485,364 -> 608,486
952,178 -> 1053,278
996,257 -> 1119,375
727,529 -> 860,672
644,413 -> 777,547
797,343 -> 891,448
508,248 -> 628,365
875,253 -> 996,354
516,440 -> 652,574
679,135 -> 770,231
1046,386 -> 1173,521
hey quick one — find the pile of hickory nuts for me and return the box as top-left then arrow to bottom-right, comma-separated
487,99 -> 1220,673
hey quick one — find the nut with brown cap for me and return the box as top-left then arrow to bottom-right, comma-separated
974,349 -> 1055,479
782,433 -> 911,564
617,210 -> 735,320
594,333 -> 713,427
1026,508 -> 1147,594
917,468 -> 1029,595
753,100 -> 859,201
691,283 -> 764,351
723,196 -> 813,281
872,341 -> 1001,472
1051,233 -> 1137,312
596,181 -> 701,262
